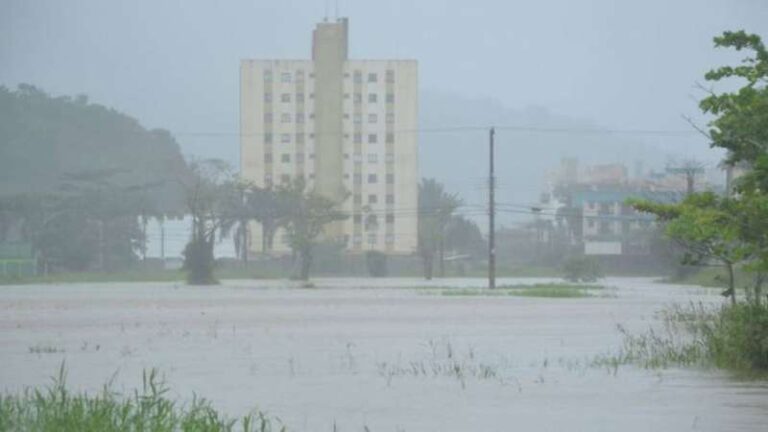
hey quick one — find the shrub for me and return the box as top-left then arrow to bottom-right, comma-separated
182,237 -> 217,285
0,366 -> 283,432
366,251 -> 388,277
562,255 -> 602,282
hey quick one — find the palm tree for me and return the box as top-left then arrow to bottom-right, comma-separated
418,178 -> 462,279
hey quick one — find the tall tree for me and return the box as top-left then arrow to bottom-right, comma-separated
278,178 -> 347,281
418,178 -> 462,279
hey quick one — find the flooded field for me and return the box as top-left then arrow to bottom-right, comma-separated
1,277 -> 767,431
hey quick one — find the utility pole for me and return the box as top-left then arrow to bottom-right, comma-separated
488,127 -> 496,290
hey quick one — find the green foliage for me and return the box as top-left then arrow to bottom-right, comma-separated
365,251 -> 388,277
561,255 -> 602,283
277,178 -> 347,281
0,85 -> 190,273
600,303 -> 768,374
0,366 -> 283,432
182,237 -> 217,285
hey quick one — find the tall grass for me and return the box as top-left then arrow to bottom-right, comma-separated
0,365 -> 284,432
595,302 -> 768,375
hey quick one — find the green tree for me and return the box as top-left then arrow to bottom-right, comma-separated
277,178 -> 347,281
181,159 -> 232,285
418,178 -> 462,279
632,193 -> 746,304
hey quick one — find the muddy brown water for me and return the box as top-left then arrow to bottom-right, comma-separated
1,277 -> 766,431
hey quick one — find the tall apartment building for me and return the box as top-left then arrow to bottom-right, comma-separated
240,18 -> 418,255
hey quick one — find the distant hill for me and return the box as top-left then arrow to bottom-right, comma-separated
0,84 -> 190,214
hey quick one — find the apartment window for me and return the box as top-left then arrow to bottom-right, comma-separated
263,70 -> 273,81
281,154 -> 291,163
353,93 -> 362,103
353,153 -> 362,163
281,72 -> 292,83
354,133 -> 362,143
353,194 -> 362,204
353,235 -> 362,245
264,153 -> 273,163
386,194 -> 394,204
280,174 -> 290,184
367,233 -> 377,245
296,113 -> 305,123
386,93 -> 395,103
368,134 -> 378,144
264,173 -> 273,183
366,215 -> 378,229
281,93 -> 291,103
296,93 -> 305,103
353,214 -> 362,224
264,93 -> 273,103
343,113 -> 350,120
281,113 -> 291,123
368,73 -> 378,83
354,114 -> 362,124
280,133 -> 291,143
296,133 -> 305,144
386,133 -> 394,143
353,71 -> 362,83
386,174 -> 394,184
296,153 -> 305,163
368,174 -> 378,183
385,153 -> 395,163
368,153 -> 378,163
386,213 -> 395,224
368,93 -> 378,103
368,194 -> 378,204
295,69 -> 305,81
353,173 -> 362,183
386,113 -> 395,123
386,70 -> 395,83
264,133 -> 273,144
368,114 -> 378,123
264,113 -> 273,123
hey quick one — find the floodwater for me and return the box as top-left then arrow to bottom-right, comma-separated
1,277 -> 767,431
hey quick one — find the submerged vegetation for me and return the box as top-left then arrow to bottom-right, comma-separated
596,302 -> 768,375
0,366 -> 284,432
439,283 -> 606,298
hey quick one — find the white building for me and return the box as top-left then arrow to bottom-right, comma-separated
240,18 -> 418,254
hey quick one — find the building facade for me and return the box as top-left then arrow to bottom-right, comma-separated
240,18 -> 418,254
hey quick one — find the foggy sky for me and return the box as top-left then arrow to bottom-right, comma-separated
2,0 -> 767,166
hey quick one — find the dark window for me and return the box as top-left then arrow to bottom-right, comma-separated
386,174 -> 395,184
368,174 -> 378,183
386,194 -> 394,204
386,214 -> 395,223
281,154 -> 290,163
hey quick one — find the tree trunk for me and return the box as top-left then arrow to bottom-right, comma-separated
438,237 -> 445,278
726,262 -> 736,306
299,246 -> 312,281
423,253 -> 433,280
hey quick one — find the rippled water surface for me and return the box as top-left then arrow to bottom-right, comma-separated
1,277 -> 766,431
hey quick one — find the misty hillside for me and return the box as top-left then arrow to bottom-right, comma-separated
419,91 -> 679,224
0,85 -> 190,213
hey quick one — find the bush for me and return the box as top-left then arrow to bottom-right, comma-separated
601,302 -> 768,374
366,251 -> 388,277
182,237 -> 217,285
561,255 -> 602,282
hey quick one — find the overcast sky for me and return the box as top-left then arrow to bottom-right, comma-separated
2,0 -> 767,164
